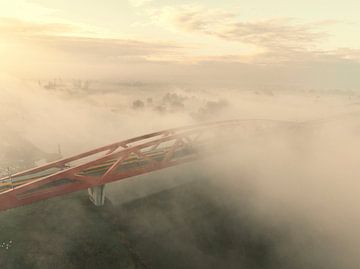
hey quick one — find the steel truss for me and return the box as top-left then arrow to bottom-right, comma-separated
0,120 -> 299,211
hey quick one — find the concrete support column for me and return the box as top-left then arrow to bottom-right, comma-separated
88,185 -> 106,206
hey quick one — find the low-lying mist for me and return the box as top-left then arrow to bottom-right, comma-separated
200,116 -> 360,268
1,73 -> 360,268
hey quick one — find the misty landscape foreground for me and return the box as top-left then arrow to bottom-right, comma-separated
1,77 -> 360,268
0,173 -> 345,269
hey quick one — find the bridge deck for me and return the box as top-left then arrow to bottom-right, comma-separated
0,145 -> 196,193
0,120 -> 300,212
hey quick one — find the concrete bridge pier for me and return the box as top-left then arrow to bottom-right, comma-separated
88,185 -> 106,206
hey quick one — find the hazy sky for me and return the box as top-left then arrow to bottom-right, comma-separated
1,0 -> 360,88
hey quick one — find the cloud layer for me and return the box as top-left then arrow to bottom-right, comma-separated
1,6 -> 360,89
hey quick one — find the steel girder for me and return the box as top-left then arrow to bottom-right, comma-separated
0,120 -> 299,212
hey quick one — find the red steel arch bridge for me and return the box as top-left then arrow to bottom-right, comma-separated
0,120 -> 301,212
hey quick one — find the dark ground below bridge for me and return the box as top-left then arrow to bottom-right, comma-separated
0,177 -> 328,269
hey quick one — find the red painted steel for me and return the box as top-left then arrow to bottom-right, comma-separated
0,120 -> 299,211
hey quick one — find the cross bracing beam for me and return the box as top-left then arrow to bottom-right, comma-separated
0,119 -> 300,211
